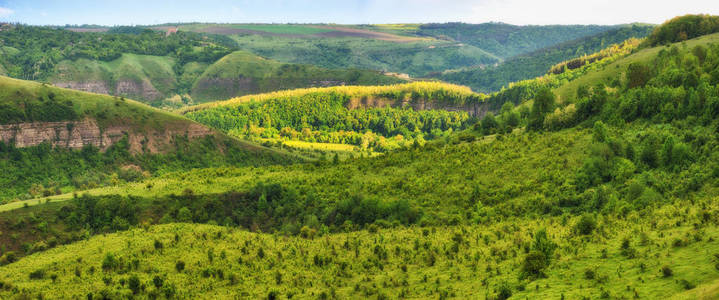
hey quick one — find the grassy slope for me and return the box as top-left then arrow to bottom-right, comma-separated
554,32 -> 719,102
435,25 -> 654,93
0,75 -> 300,201
228,34 -> 500,77
50,54 -> 177,102
190,51 -> 404,102
1,184 -> 717,299
0,75 -> 182,130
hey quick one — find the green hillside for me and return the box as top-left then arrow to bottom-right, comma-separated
175,23 -> 618,77
436,24 -> 654,93
0,26 -> 401,106
190,51 -> 404,102
3,15 -> 719,300
183,82 -> 483,157
0,75 -> 295,202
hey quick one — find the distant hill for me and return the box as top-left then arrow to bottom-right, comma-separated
434,24 -> 654,93
190,51 -> 404,103
0,26 -> 402,107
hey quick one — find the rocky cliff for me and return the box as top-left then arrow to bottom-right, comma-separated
0,118 -> 214,153
345,97 -> 490,118
54,79 -> 166,102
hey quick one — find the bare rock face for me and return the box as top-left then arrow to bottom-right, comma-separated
115,79 -> 164,101
345,97 -> 490,118
53,81 -> 111,95
0,118 -> 214,154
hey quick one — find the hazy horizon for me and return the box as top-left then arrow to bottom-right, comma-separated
1,0 -> 718,26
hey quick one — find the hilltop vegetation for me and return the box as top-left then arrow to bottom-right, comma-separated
184,82 -> 482,156
646,14 -> 719,46
176,22 -> 619,78
435,25 -> 653,93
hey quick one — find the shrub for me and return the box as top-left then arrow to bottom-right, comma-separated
154,239 -> 164,251
661,265 -> 673,277
152,275 -> 163,288
128,274 -> 141,294
584,268 -> 596,280
101,253 -> 118,271
175,260 -> 185,272
177,207 -> 193,223
521,251 -> 549,279
574,215 -> 597,235
0,252 -> 16,265
497,282 -> 513,300
679,279 -> 696,290
29,269 -> 45,280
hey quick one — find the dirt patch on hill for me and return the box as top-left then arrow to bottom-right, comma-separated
64,27 -> 109,33
310,26 -> 426,43
186,26 -> 304,38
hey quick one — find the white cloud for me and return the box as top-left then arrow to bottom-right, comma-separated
0,7 -> 14,17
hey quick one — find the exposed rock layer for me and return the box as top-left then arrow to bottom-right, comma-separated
0,118 -> 214,153
345,97 -> 490,118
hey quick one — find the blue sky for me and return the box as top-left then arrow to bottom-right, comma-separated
0,0 -> 718,26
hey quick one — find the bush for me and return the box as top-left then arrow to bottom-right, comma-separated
497,282 -> 513,300
29,269 -> 45,280
661,265 -> 673,278
128,274 -> 141,294
177,207 -> 193,223
0,252 -> 16,265
584,268 -> 596,280
152,275 -> 163,288
679,279 -> 696,290
175,260 -> 185,272
521,251 -> 549,279
101,253 -> 118,271
574,215 -> 597,235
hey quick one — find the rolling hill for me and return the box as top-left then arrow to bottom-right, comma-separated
189,51 -> 404,103
181,82 -> 486,157
435,24 -> 655,93
0,26 -> 402,106
0,75 -> 295,202
2,15 -> 719,300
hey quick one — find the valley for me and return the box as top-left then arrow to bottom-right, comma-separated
1,10 -> 719,300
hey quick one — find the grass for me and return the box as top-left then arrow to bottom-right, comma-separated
1,201 -> 718,299
50,53 -> 177,101
0,75 -> 185,130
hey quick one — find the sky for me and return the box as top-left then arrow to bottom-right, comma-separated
0,0 -> 718,26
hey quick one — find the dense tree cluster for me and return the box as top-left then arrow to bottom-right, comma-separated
187,84 -> 480,152
646,14 -> 719,46
0,25 -> 233,80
